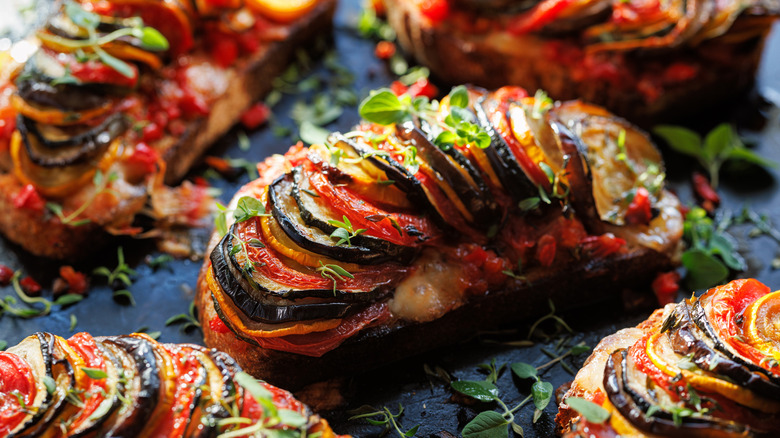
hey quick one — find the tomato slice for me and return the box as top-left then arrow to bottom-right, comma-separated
65,332 -> 111,434
305,168 -> 439,247
233,217 -> 408,292
0,352 -> 36,435
627,334 -> 685,402
702,279 -> 777,374
149,345 -> 204,437
250,302 -> 391,357
506,0 -> 577,35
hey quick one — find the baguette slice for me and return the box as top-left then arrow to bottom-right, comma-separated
196,86 -> 683,390
383,0 -> 777,123
556,278 -> 780,437
0,0 -> 336,259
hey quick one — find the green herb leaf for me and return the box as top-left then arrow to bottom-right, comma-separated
299,120 -> 331,145
43,375 -> 56,394
113,289 -> 136,306
565,397 -> 610,424
0,340 -> 6,351
234,196 -> 267,223
448,85 -> 469,108
461,411 -> 509,438
569,344 -> 591,355
94,47 -> 134,79
450,380 -> 499,402
69,314 -> 77,332
54,294 -> 84,306
278,409 -> 307,427
654,126 -> 702,157
510,362 -> 537,380
65,0 -> 100,30
681,248 -> 729,289
235,371 -> 273,401
531,380 -> 553,411
81,367 -> 107,379
137,26 -> 169,51
359,89 -> 407,125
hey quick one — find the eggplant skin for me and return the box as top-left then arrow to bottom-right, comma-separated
0,332 -> 337,438
559,279 -> 780,437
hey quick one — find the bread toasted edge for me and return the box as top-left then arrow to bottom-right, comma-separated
384,0 -> 767,124
197,233 -> 675,390
0,0 -> 336,259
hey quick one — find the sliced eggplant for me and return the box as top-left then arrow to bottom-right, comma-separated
94,335 -> 161,438
210,232 -> 367,323
270,173 -> 417,265
18,113 -> 126,168
395,121 -> 499,230
474,95 -> 538,201
604,349 -> 751,437
668,301 -> 780,400
3,333 -> 57,436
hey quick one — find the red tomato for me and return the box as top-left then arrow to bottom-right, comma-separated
507,0 -> 575,35
390,81 -> 408,96
141,122 -> 163,142
20,277 -> 41,296
241,102 -> 270,129
149,345 -> 203,436
579,233 -> 626,258
241,382 -> 304,418
651,271 -> 680,306
628,334 -> 685,401
69,59 -> 138,88
419,0 -> 450,23
59,266 -> 89,295
625,187 -> 652,225
406,78 -> 438,99
211,34 -> 239,68
12,184 -> 45,213
66,333 -> 109,434
252,303 -> 390,357
692,172 -> 720,212
374,41 -> 396,60
0,352 -> 36,435
0,265 -> 12,285
535,234 -> 557,267
125,143 -> 159,176
209,316 -> 231,334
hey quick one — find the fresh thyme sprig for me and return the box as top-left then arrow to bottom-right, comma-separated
316,261 -> 354,293
93,247 -> 137,306
348,404 -> 420,438
47,170 -> 119,227
328,215 -> 366,246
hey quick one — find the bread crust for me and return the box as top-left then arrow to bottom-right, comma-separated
0,0 -> 336,259
384,0 -> 768,124
198,241 -> 674,390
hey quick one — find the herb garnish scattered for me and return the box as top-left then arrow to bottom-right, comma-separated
81,367 -> 107,380
93,247 -> 137,306
564,397 -> 610,424
654,123 -> 775,189
348,404 -> 420,438
681,207 -> 744,289
165,301 -> 201,333
316,261 -> 354,293
433,86 -> 491,150
69,314 -> 78,332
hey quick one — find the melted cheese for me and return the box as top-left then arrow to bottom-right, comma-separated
389,249 -> 468,323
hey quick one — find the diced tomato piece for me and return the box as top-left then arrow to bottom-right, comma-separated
536,234 -> 557,267
507,0 -> 575,35
125,143 -> 159,176
692,172 -> 720,213
663,62 -> 698,83
20,277 -> 41,296
70,59 -> 138,88
625,187 -> 652,225
580,233 -> 626,258
390,80 -> 408,96
0,265 -> 12,285
179,92 -> 210,118
406,77 -> 438,99
419,0 -> 450,23
651,271 -> 680,305
12,184 -> 45,213
209,316 -> 231,334
374,41 -> 396,60
59,266 -> 89,295
240,102 -> 270,129
141,122 -> 163,142
211,35 -> 239,68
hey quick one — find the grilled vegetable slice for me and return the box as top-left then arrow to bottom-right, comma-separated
0,334 -> 54,436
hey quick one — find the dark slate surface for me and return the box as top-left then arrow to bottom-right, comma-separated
1,1 -> 779,436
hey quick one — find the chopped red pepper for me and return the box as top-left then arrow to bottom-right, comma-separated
536,234 -> 557,267
692,172 -> 720,213
419,0 -> 450,23
12,184 -> 45,213
390,80 -> 408,96
0,265 -> 13,285
20,277 -> 41,296
624,187 -> 652,225
179,92 -> 210,118
209,316 -> 231,334
580,233 -> 626,258
374,41 -> 396,60
211,34 -> 239,68
141,122 -> 163,142
507,0 -> 575,35
59,266 -> 89,295
651,271 -> 680,305
240,102 -> 270,129
406,77 -> 438,99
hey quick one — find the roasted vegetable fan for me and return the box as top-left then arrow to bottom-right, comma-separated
557,278 -> 780,437
0,331 -> 341,437
383,0 -> 779,120
0,0 -> 333,259
197,85 -> 684,388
